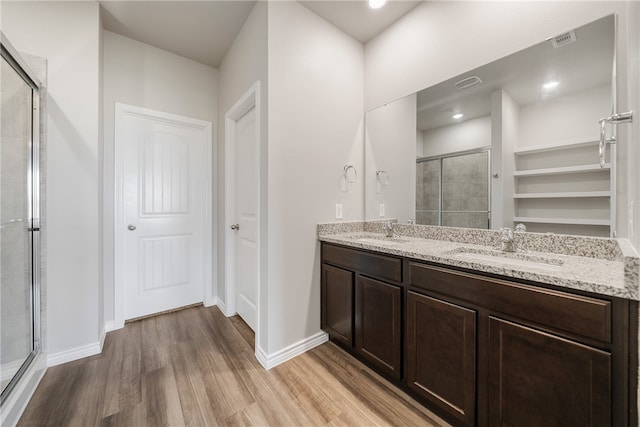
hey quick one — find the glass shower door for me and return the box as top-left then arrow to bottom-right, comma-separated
0,45 -> 40,402
416,150 -> 490,228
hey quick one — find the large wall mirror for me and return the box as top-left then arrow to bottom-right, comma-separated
365,14 -> 615,237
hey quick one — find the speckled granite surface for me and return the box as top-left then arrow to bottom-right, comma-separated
317,221 -> 639,300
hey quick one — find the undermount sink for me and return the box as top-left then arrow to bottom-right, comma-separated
445,247 -> 564,272
347,234 -> 411,245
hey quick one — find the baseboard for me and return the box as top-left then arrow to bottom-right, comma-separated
215,297 -> 230,316
0,353 -> 46,427
104,320 -> 116,332
47,341 -> 102,367
256,331 -> 328,370
99,326 -> 107,350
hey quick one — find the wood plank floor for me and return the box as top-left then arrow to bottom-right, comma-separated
18,305 -> 450,426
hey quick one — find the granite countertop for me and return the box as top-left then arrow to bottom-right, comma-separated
317,221 -> 640,300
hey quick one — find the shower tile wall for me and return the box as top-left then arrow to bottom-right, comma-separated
416,159 -> 440,225
416,152 -> 489,229
1,57 -> 33,388
441,152 -> 489,229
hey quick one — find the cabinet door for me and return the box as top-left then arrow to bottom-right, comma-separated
355,276 -> 402,379
488,317 -> 611,427
406,291 -> 476,426
321,264 -> 354,346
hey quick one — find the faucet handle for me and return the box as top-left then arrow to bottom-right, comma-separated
500,227 -> 513,241
384,220 -> 394,237
515,223 -> 527,232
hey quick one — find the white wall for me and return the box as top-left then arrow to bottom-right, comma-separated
266,1 -> 363,354
217,1 -> 268,323
102,31 -> 218,326
627,2 -> 640,248
518,85 -> 611,149
491,90 -> 518,229
364,1 -> 638,244
1,1 -> 102,356
421,115 -> 491,158
365,94 -> 416,222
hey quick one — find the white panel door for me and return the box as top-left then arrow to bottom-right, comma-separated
122,113 -> 205,320
234,106 -> 258,330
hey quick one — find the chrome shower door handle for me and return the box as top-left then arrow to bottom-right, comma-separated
598,111 -> 633,168
127,224 -> 136,231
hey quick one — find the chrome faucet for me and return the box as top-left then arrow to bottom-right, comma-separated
500,223 -> 527,252
384,221 -> 394,238
500,227 -> 516,252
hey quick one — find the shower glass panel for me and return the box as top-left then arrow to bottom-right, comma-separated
416,150 -> 490,228
441,151 -> 489,229
0,46 -> 40,402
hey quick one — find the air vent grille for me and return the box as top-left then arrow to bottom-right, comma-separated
454,76 -> 483,90
551,31 -> 576,48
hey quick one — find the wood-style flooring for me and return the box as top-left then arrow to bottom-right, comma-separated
18,305 -> 449,426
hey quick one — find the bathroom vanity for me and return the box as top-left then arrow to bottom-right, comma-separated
318,222 -> 639,427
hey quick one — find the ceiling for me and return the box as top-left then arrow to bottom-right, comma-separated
298,1 -> 422,43
100,1 -> 256,68
100,0 -> 423,69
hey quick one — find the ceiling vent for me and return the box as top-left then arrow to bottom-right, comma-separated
454,76 -> 483,90
551,30 -> 576,48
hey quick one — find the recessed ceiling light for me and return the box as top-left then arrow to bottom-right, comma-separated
452,113 -> 464,120
542,80 -> 559,90
369,0 -> 386,9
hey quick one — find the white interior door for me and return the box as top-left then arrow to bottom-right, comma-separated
233,106 -> 258,330
120,109 -> 206,320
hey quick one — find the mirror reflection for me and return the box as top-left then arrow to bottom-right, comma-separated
365,14 -> 615,237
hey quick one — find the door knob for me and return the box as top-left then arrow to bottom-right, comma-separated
230,224 -> 239,230
127,224 -> 137,231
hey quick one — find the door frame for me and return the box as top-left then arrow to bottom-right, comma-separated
224,82 -> 261,334
114,103 -> 213,329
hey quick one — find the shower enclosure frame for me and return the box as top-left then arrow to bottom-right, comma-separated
0,33 -> 43,407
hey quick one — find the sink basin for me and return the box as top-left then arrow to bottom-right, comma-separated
346,234 -> 411,245
445,247 -> 564,271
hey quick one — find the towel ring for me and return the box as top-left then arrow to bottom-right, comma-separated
343,165 -> 357,183
376,170 -> 389,186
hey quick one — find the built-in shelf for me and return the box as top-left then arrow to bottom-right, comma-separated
513,137 -> 612,236
513,163 -> 610,177
513,191 -> 611,199
514,138 -> 598,155
513,217 -> 611,226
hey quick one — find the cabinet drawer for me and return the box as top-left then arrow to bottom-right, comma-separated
409,262 -> 612,343
323,244 -> 402,283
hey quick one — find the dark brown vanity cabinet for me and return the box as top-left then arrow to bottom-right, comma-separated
487,317 -> 611,426
355,275 -> 402,379
406,291 -> 477,426
321,244 -> 403,379
409,262 -> 631,427
321,264 -> 354,347
321,242 -> 636,427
